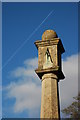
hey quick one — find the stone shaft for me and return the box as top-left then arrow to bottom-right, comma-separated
41,73 -> 60,119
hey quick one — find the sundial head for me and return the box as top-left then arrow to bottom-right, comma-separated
34,29 -> 65,75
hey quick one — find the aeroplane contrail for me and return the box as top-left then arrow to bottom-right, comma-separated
1,10 -> 54,71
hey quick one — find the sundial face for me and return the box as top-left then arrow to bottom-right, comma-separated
43,48 -> 53,69
38,45 -> 58,69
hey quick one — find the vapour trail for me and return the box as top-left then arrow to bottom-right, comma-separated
1,10 -> 54,71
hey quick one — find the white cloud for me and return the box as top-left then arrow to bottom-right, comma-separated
59,54 -> 78,110
6,57 -> 41,117
24,57 -> 38,69
10,57 -> 39,84
5,54 -> 78,117
6,82 -> 41,113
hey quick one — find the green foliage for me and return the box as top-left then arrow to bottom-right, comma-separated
62,93 -> 80,118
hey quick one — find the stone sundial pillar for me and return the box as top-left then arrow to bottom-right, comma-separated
34,30 -> 65,119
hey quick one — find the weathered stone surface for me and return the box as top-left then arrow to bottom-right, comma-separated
34,29 -> 65,119
41,73 -> 59,118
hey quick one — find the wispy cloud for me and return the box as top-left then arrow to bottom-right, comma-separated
4,54 -> 78,117
10,57 -> 39,84
59,54 -> 78,110
5,57 -> 41,117
6,82 -> 41,113
24,57 -> 38,68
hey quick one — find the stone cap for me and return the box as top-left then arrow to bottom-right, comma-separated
34,29 -> 65,54
34,38 -> 65,54
42,30 -> 58,40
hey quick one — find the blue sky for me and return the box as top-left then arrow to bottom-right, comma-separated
2,2 -> 78,118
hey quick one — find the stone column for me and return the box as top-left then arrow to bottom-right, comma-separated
41,73 -> 59,119
34,29 -> 65,119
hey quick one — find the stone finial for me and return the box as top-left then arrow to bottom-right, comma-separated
42,30 -> 58,41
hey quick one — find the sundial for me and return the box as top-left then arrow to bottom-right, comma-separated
34,29 -> 65,119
